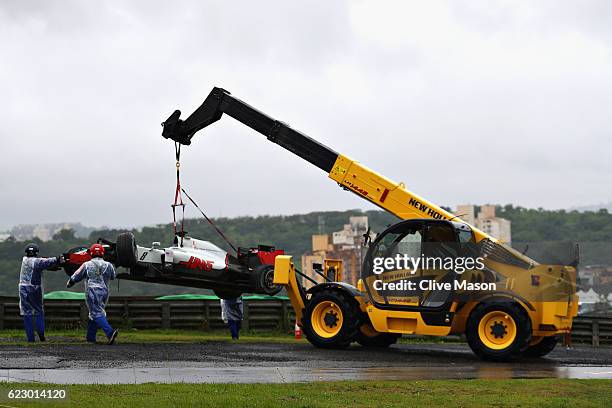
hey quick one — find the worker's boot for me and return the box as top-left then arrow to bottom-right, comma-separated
93,316 -> 117,345
107,329 -> 119,345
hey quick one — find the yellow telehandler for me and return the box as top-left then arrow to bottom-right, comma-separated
162,87 -> 578,361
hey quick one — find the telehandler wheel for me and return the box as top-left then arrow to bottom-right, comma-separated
523,336 -> 559,358
115,233 -> 137,268
466,302 -> 531,362
303,289 -> 361,349
355,323 -> 400,348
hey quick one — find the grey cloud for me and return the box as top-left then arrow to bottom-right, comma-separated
1,1 -> 611,231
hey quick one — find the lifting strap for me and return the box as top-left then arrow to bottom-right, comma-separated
170,141 -> 237,255
181,188 -> 238,255
172,142 -> 186,246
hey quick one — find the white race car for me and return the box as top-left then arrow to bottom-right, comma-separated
62,233 -> 283,299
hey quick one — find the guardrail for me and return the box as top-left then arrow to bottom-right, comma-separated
569,315 -> 612,346
0,296 -> 609,345
0,296 -> 296,332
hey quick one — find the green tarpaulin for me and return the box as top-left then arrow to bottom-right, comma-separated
155,294 -> 218,301
42,291 -> 288,301
242,294 -> 289,301
44,291 -> 85,300
155,294 -> 289,301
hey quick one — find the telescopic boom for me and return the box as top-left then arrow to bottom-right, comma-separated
162,87 -> 492,242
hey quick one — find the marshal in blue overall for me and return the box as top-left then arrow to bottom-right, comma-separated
67,243 -> 119,345
19,243 -> 62,342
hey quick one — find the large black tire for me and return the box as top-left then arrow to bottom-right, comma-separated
355,323 -> 400,348
115,233 -> 138,268
302,289 -> 361,349
466,302 -> 532,362
251,265 -> 282,296
63,263 -> 79,277
214,289 -> 243,300
523,336 -> 558,358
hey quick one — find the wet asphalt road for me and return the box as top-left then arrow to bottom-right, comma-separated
1,342 -> 612,383
2,341 -> 612,370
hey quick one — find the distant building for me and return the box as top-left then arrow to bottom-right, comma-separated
301,216 -> 372,287
575,265 -> 612,314
579,268 -> 595,288
576,288 -> 605,315
8,222 -> 93,241
312,234 -> 332,252
579,265 -> 612,290
456,204 -> 512,243
32,225 -> 53,241
332,216 -> 368,249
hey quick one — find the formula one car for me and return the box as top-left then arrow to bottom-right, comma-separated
61,233 -> 283,298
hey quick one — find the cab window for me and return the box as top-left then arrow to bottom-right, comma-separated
370,224 -> 423,271
424,224 -> 460,259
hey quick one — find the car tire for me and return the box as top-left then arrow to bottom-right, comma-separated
62,263 -> 79,277
523,336 -> 558,358
253,265 -> 282,296
115,233 -> 138,268
302,289 -> 361,349
466,301 -> 531,362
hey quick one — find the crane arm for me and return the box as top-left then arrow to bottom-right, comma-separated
162,87 -> 491,241
162,87 -> 338,172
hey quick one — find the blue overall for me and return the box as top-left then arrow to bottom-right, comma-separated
19,256 -> 58,342
220,297 -> 243,340
69,258 -> 116,342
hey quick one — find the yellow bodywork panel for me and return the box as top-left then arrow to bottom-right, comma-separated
366,306 -> 452,336
328,154 -> 492,243
324,259 -> 343,282
273,255 -> 306,325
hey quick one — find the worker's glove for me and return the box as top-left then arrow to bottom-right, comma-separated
66,279 -> 74,288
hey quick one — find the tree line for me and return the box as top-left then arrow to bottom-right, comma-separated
0,206 -> 610,296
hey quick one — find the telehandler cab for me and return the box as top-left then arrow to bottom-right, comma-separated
162,87 -> 578,361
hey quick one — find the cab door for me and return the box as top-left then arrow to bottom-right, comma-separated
419,222 -> 460,308
362,220 -> 460,312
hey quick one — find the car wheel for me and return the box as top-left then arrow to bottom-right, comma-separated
115,233 -> 137,268
523,336 -> 558,358
62,263 -> 79,277
466,301 -> 531,362
255,265 -> 281,296
302,289 -> 361,349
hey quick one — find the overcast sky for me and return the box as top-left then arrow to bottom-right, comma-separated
1,0 -> 611,230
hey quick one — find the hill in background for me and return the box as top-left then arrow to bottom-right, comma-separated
1,206 -> 611,296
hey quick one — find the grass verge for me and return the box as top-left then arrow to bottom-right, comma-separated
0,379 -> 610,407
0,328 -> 467,346
0,328 -> 298,345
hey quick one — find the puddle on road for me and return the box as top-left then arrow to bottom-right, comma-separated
2,365 -> 612,384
